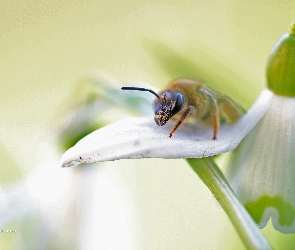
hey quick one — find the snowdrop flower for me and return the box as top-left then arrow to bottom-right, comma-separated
226,21 -> 295,233
59,79 -> 274,249
59,19 -> 295,247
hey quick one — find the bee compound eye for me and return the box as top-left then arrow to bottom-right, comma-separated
162,91 -> 172,101
171,92 -> 184,115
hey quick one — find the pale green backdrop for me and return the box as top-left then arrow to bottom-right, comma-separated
0,0 -> 295,249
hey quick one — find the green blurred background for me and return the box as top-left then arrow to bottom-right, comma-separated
1,0 -> 295,249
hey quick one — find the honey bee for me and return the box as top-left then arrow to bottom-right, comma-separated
121,78 -> 245,140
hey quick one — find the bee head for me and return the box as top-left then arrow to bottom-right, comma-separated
120,86 -> 185,126
154,90 -> 185,126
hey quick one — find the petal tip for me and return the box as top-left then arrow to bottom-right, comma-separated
59,151 -> 81,168
60,160 -> 80,168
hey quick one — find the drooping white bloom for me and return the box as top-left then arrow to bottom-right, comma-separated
227,93 -> 295,233
225,21 -> 295,234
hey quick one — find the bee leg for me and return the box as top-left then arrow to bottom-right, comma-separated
169,106 -> 195,138
200,88 -> 220,140
207,96 -> 220,140
211,110 -> 220,140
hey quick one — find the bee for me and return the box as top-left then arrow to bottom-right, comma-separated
121,78 -> 245,140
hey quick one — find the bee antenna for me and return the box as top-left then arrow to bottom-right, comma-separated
121,86 -> 160,98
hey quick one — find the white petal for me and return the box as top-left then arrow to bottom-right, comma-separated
227,93 -> 295,233
60,89 -> 273,168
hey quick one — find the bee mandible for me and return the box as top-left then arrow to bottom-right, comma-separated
121,78 -> 245,140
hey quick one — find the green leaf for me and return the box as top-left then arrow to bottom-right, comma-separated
141,37 -> 255,108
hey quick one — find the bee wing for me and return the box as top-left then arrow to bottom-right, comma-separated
217,94 -> 246,123
200,86 -> 246,124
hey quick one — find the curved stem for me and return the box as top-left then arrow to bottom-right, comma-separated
186,157 -> 271,250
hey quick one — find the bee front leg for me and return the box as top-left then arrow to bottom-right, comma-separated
169,106 -> 195,138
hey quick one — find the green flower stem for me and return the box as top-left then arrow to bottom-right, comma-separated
186,158 -> 271,250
